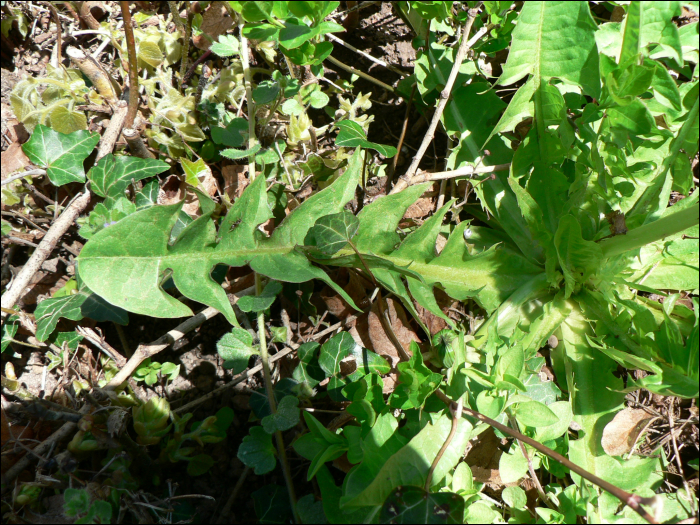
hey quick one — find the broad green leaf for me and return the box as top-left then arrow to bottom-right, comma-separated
187,454 -> 215,476
607,99 -> 655,135
88,154 -> 168,198
316,466 -> 381,524
513,400 -> 559,427
305,210 -> 359,255
210,34 -> 240,57
261,395 -> 300,433
35,294 -> 85,342
22,124 -> 99,186
497,1 -> 600,99
1,315 -> 19,353
554,215 -> 602,298
211,118 -> 247,147
335,120 -> 397,158
502,486 -> 527,510
252,485 -> 293,524
78,150 -> 364,324
279,18 -> 317,49
221,143 -> 262,160
342,413 -> 474,507
48,106 -> 87,134
499,447 -> 529,484
138,40 -> 163,67
318,331 -> 355,377
217,328 -> 257,373
253,80 -> 280,104
388,342 -> 443,409
476,391 -> 505,419
292,342 -> 325,387
237,280 -> 283,312
379,487 -> 464,524
297,494 -> 327,524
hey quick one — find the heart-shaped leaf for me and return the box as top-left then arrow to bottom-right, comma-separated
22,124 -> 99,186
305,210 -> 359,255
88,154 -> 169,198
238,426 -> 277,474
217,328 -> 257,373
261,395 -> 300,433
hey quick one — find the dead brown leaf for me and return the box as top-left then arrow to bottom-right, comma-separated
221,164 -> 249,200
367,297 -> 421,368
194,1 -> 234,50
601,408 -> 656,456
1,142 -> 31,180
403,196 -> 435,219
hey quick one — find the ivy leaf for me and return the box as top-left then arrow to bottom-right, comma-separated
22,124 -> 99,186
217,328 -> 257,373
210,34 -> 240,57
305,210 -> 359,255
237,280 -> 283,313
238,426 -> 277,475
379,486 -> 464,524
292,341 -> 326,388
335,120 -> 397,158
388,342 -> 443,409
1,315 -> 19,353
34,294 -> 85,342
261,395 -> 300,433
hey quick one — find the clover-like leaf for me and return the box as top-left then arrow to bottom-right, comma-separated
335,120 -> 397,158
238,426 -> 277,474
210,34 -> 240,57
237,280 -> 283,313
217,328 -> 257,373
22,124 -> 99,186
261,395 -> 300,434
305,210 -> 359,255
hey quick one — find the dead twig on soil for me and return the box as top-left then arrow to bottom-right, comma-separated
326,34 -> 408,77
96,101 -> 128,161
104,306 -> 221,389
391,6 -> 488,194
1,190 -> 90,314
66,46 -> 119,103
2,169 -> 47,186
41,2 -> 62,67
119,1 -> 139,128
326,55 -> 395,93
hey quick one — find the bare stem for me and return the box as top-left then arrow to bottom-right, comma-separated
326,55 -> 395,92
239,25 -> 257,177
425,399 -> 462,491
392,5 -> 487,194
120,1 -> 139,128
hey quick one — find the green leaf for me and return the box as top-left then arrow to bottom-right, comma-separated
22,124 -> 99,186
187,454 -> 215,476
216,328 -> 257,373
35,294 -> 85,342
211,118 -> 248,147
1,315 -> 19,353
388,342 -> 443,410
88,154 -> 169,198
502,486 -> 527,510
554,215 -> 603,298
514,400 -> 559,427
210,34 -> 240,57
261,395 -> 300,433
379,486 -> 464,524
305,210 -> 359,255
63,488 -> 90,517
341,413 -> 474,506
238,426 -> 277,474
252,485 -> 294,524
48,106 -> 87,135
237,280 -> 283,312
499,447 -> 529,484
279,18 -> 317,49
476,391 -> 505,419
335,120 -> 397,158
138,40 -> 163,67
297,494 -> 327,524
293,341 -> 325,388
221,143 -> 262,160
497,1 -> 600,99
253,80 -> 281,104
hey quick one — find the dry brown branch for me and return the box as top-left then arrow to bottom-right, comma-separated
390,163 -> 510,195
1,190 -> 91,313
123,128 -> 155,159
103,306 -> 222,389
119,1 -> 139,128
391,6 -> 488,194
96,101 -> 128,161
66,46 -> 119,103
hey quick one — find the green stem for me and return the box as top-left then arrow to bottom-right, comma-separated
240,25 -> 257,176
599,203 -> 699,260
